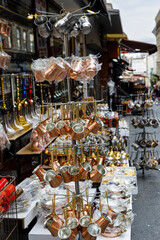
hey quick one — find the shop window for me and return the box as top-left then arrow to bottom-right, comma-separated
29,33 -> 34,52
16,28 -> 20,50
23,30 -> 27,51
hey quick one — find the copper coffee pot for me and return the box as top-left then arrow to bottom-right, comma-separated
45,195 -> 64,236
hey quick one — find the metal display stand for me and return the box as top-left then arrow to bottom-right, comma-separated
130,99 -> 160,174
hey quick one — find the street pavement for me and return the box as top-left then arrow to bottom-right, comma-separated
126,105 -> 160,240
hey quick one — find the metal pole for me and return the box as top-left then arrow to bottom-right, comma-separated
64,35 -> 81,218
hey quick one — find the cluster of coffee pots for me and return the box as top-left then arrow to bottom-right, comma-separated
128,97 -> 156,110
132,137 -> 158,150
132,151 -> 159,170
34,12 -> 92,39
31,55 -> 101,83
42,192 -> 120,240
33,148 -> 108,185
131,117 -> 159,129
30,116 -> 103,151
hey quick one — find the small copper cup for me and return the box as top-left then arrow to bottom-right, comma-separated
95,213 -> 112,233
44,170 -> 62,188
60,165 -> 72,183
32,165 -> 46,181
69,165 -> 81,181
56,120 -> 69,135
90,165 -> 106,182
44,216 -> 64,237
46,122 -> 60,138
70,123 -> 84,141
80,162 -> 92,180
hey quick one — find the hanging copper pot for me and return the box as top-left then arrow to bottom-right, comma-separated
44,216 -> 64,237
87,119 -> 102,134
69,165 -> 81,181
58,226 -> 76,240
35,123 -> 47,137
90,165 -> 106,182
70,123 -> 84,141
80,162 -> 92,180
42,118 -> 50,126
32,165 -> 46,181
82,222 -> 101,240
67,216 -> 79,236
60,165 -> 72,183
56,120 -> 69,135
95,214 -> 112,233
46,122 -> 60,138
44,170 -> 62,188
79,16 -> 92,35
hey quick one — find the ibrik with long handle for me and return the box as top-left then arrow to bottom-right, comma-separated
15,75 -> 31,130
10,74 -> 23,131
1,75 -> 15,136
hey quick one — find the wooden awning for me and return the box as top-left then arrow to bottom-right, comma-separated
120,39 -> 157,55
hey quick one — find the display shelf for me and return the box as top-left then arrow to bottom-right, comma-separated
8,127 -> 32,141
28,188 -> 96,240
16,138 -> 56,156
5,177 -> 37,229
7,199 -> 38,229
